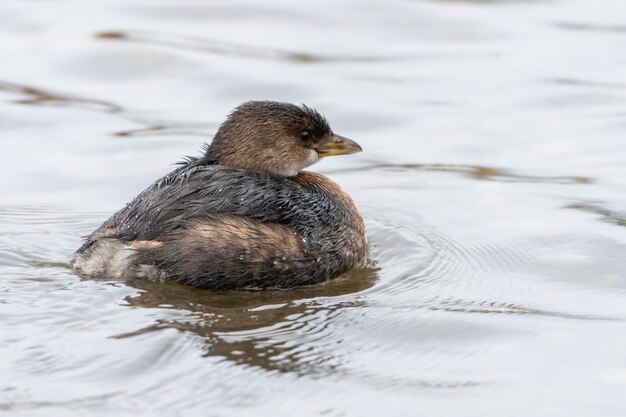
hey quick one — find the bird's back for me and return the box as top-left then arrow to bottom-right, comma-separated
73,164 -> 366,288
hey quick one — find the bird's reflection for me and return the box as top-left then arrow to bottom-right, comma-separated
118,266 -> 379,375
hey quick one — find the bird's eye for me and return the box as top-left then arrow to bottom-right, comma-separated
300,130 -> 312,141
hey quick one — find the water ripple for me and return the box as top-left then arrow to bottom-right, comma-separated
117,268 -> 378,375
0,392 -> 121,412
0,79 -> 214,140
556,21 -> 626,34
0,80 -> 121,112
566,202 -> 626,227
96,30 -> 390,64
327,162 -> 592,185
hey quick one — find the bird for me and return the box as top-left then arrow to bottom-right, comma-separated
72,101 -> 367,289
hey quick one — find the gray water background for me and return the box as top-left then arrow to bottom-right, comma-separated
1,1 -> 626,416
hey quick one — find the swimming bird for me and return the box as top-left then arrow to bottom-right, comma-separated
73,101 -> 366,289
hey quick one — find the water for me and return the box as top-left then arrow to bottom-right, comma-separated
1,1 -> 626,416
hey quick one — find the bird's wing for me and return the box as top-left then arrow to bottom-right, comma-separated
109,164 -> 325,241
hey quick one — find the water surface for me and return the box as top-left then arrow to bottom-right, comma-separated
1,1 -> 626,416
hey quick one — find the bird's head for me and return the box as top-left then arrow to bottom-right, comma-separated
204,101 -> 362,177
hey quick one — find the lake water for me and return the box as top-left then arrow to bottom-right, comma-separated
1,1 -> 626,416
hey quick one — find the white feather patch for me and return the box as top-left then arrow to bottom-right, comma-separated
278,150 -> 319,177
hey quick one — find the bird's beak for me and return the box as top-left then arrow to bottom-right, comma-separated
316,134 -> 363,158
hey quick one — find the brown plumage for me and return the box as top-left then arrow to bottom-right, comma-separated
72,101 -> 366,289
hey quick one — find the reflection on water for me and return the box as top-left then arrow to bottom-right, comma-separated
546,77 -> 626,90
96,31 -> 387,63
120,267 -> 378,375
556,21 -> 626,33
423,296 -> 616,320
0,80 -> 121,112
0,79 -> 216,140
0,393 -> 121,414
567,203 -> 626,228
2,0 -> 626,416
113,122 -> 215,138
328,162 -> 592,184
